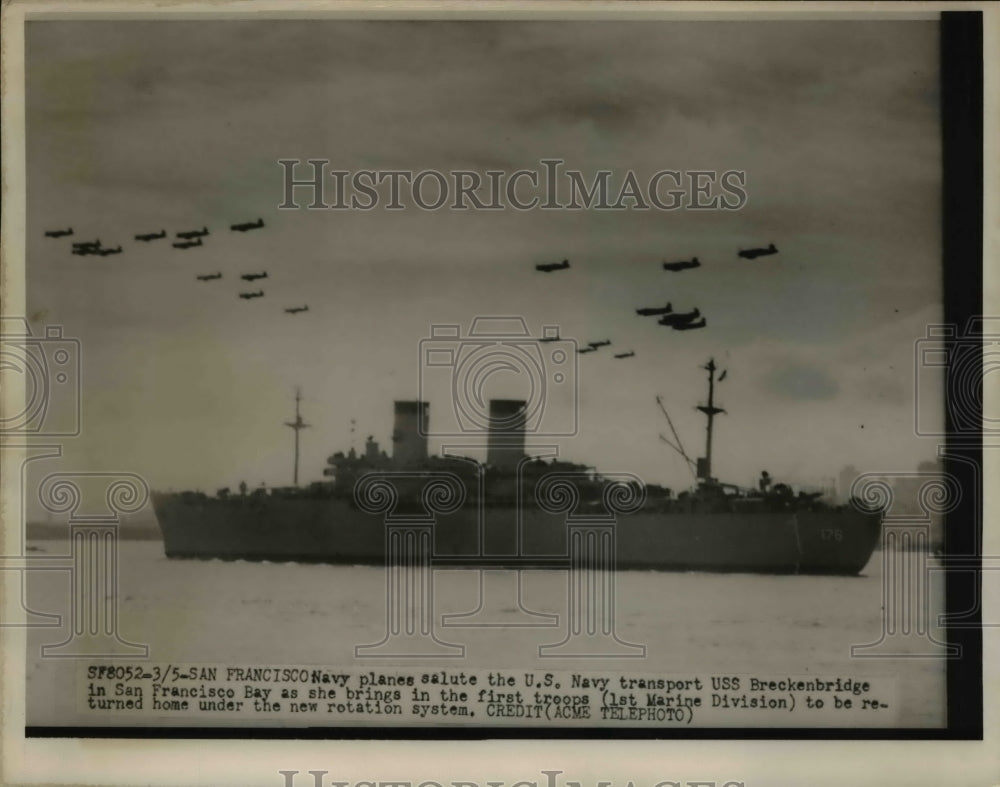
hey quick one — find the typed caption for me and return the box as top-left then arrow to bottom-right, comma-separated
80,664 -> 897,727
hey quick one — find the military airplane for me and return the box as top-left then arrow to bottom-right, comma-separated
97,246 -> 122,256
577,346 -> 597,354
284,305 -> 309,314
613,351 -> 635,359
196,272 -> 222,281
240,272 -> 268,282
72,240 -> 101,250
239,290 -> 265,300
44,228 -> 73,238
673,317 -> 707,330
135,230 -> 166,242
587,340 -> 611,349
535,259 -> 570,273
176,227 -> 209,240
737,243 -> 778,260
662,257 -> 700,272
71,247 -> 100,256
172,238 -> 203,249
231,218 -> 264,232
657,308 -> 701,327
636,302 -> 673,316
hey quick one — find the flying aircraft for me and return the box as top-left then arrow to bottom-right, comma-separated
613,351 -> 635,359
636,302 -> 673,316
587,340 -> 611,349
657,308 -> 701,327
176,227 -> 209,240
172,238 -> 203,249
70,247 -> 99,256
97,246 -> 122,256
44,228 -> 73,238
135,230 -> 166,242
72,240 -> 100,250
231,218 -> 265,232
196,272 -> 222,281
284,305 -> 309,314
737,243 -> 778,260
238,290 -> 265,300
240,272 -> 268,282
535,259 -> 570,273
672,317 -> 707,331
577,346 -> 597,354
662,257 -> 700,272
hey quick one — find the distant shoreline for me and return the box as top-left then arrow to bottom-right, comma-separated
24,522 -> 162,541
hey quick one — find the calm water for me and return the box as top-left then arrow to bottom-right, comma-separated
24,540 -> 947,728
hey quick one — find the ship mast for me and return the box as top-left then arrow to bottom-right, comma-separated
284,387 -> 310,487
696,358 -> 726,483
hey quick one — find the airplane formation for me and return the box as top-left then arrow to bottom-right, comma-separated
45,222 -> 777,330
532,243 -> 780,357
44,217 -> 307,314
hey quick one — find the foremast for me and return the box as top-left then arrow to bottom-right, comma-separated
284,388 -> 310,486
696,358 -> 725,484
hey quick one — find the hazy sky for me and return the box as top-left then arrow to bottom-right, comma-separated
24,18 -> 943,499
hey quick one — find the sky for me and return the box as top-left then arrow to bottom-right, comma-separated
23,18 -> 944,502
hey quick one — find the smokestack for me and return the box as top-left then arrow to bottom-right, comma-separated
393,401 -> 428,465
486,399 -> 527,468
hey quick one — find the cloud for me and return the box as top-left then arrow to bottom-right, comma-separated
763,360 -> 840,400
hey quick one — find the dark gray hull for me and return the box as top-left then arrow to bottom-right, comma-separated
152,493 -> 882,575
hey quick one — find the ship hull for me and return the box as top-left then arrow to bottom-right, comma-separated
152,493 -> 881,576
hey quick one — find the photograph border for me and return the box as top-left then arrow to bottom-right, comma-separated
1,1 -> 995,784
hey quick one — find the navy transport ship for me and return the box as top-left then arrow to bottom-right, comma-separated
152,360 -> 883,574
